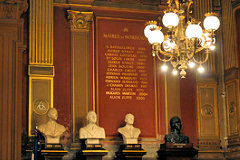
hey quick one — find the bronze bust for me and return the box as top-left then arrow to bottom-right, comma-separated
165,116 -> 189,143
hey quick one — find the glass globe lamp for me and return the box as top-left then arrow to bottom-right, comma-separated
144,21 -> 157,38
147,28 -> 164,44
203,14 -> 220,30
162,11 -> 179,28
185,23 -> 203,39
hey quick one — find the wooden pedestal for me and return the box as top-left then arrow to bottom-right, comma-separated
115,144 -> 147,160
77,144 -> 108,160
40,149 -> 68,160
77,149 -> 108,160
157,143 -> 198,160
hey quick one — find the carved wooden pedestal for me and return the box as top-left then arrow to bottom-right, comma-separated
115,144 -> 147,160
157,143 -> 198,160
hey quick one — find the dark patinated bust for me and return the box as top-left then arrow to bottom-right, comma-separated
165,116 -> 189,143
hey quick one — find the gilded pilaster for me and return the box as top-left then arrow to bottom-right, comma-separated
67,10 -> 93,141
221,0 -> 238,70
28,0 -> 54,136
193,0 -> 216,73
163,73 -> 181,134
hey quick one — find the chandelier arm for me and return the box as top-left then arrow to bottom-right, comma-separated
170,57 -> 179,68
187,0 -> 193,20
192,50 -> 209,64
155,50 -> 173,62
158,47 -> 175,57
195,46 -> 205,53
187,46 -> 206,59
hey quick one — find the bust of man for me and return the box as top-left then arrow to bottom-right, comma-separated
79,111 -> 105,144
38,108 -> 66,144
165,116 -> 189,143
118,113 -> 141,144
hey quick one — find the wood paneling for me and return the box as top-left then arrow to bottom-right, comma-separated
0,20 -> 26,160
197,83 -> 220,149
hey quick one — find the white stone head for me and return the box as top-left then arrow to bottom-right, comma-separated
125,113 -> 134,125
48,108 -> 58,121
87,111 -> 97,124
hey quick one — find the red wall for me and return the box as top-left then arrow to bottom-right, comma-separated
180,71 -> 197,146
53,7 -> 71,132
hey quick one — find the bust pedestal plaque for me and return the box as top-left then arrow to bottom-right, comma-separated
115,144 -> 147,160
77,143 -> 108,160
40,149 -> 68,160
157,143 -> 198,160
40,143 -> 68,160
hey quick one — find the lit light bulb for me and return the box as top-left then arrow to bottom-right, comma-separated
163,39 -> 175,52
161,64 -> 168,72
172,68 -> 178,75
152,52 -> 156,57
197,65 -> 205,73
210,45 -> 215,50
188,61 -> 195,68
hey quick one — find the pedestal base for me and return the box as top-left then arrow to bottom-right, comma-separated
157,143 -> 198,160
115,144 -> 147,160
41,149 -> 68,160
77,144 -> 108,160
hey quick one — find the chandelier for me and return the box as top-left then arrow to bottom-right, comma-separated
144,0 -> 220,78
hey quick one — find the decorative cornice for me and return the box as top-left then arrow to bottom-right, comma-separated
67,10 -> 93,31
0,0 -> 28,19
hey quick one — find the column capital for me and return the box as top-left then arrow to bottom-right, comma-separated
67,10 -> 93,31
0,0 -> 28,19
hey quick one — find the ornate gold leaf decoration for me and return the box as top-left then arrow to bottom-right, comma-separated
67,10 -> 93,30
201,104 -> 214,117
33,99 -> 49,115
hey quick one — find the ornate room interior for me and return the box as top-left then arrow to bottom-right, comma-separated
1,0 -> 240,159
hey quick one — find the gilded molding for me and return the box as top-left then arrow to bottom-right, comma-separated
29,0 -> 53,65
0,0 -> 28,19
67,10 -> 93,30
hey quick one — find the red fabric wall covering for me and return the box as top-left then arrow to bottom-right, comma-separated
53,7 -> 71,132
180,71 -> 197,146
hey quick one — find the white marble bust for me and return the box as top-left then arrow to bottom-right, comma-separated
38,108 -> 66,144
118,113 -> 141,144
79,111 -> 105,144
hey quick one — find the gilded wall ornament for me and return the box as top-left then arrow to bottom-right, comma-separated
33,99 -> 49,115
201,104 -> 214,117
67,10 -> 93,30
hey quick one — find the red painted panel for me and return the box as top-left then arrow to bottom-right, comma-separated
53,7 -> 71,132
96,17 -> 158,138
180,71 -> 197,146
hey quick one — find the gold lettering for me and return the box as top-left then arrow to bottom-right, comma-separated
110,95 -> 121,99
106,76 -> 119,79
122,92 -> 136,96
136,96 -> 146,100
106,91 -> 121,95
122,96 -> 132,99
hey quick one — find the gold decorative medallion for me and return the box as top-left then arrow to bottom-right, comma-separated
201,104 -> 214,117
33,99 -> 49,115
